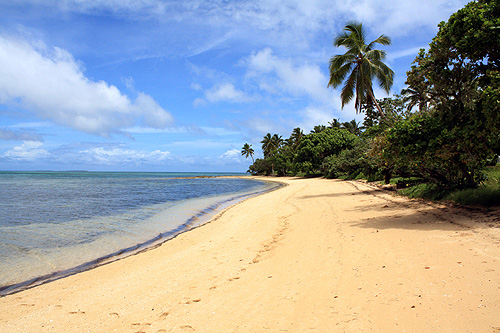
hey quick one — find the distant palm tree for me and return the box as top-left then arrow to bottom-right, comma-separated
271,134 -> 284,151
401,87 -> 429,112
311,125 -> 327,133
341,119 -> 363,136
328,22 -> 394,118
261,133 -> 283,158
288,127 -> 304,149
261,133 -> 283,175
328,118 -> 341,129
241,143 -> 255,163
261,133 -> 273,158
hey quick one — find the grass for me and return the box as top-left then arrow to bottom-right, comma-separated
444,165 -> 500,207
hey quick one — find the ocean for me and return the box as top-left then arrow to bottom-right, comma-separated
0,171 -> 280,295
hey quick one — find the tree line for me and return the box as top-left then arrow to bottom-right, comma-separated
242,0 -> 499,193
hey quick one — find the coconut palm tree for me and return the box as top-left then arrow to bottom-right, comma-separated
241,143 -> 255,163
287,127 -> 304,150
261,133 -> 283,175
271,134 -> 284,152
261,133 -> 273,158
341,119 -> 363,136
328,118 -> 341,129
328,22 -> 394,118
261,133 -> 283,158
311,125 -> 327,133
401,87 -> 429,112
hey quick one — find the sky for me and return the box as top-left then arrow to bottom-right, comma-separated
0,0 -> 470,172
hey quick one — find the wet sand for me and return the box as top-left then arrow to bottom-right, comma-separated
1,177 -> 500,332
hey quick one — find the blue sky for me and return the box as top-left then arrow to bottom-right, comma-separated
0,0 -> 469,172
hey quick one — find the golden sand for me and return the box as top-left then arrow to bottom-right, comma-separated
1,177 -> 500,332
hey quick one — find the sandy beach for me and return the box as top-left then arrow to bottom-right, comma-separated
1,177 -> 500,332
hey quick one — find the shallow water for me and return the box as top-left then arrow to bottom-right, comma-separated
0,172 -> 279,295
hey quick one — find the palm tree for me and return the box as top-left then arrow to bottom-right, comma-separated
261,133 -> 283,157
341,119 -> 363,136
271,134 -> 284,151
288,127 -> 304,150
261,133 -> 273,158
328,118 -> 341,129
311,125 -> 327,133
328,22 -> 394,118
241,143 -> 255,163
401,87 -> 429,112
261,133 -> 283,175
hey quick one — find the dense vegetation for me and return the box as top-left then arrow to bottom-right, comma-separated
242,0 -> 499,205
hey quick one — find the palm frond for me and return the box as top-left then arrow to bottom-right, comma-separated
341,67 -> 357,108
329,61 -> 354,88
367,35 -> 391,50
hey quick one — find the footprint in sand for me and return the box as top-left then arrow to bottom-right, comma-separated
69,310 -> 85,315
108,312 -> 120,318
185,299 -> 201,304
180,325 -> 195,331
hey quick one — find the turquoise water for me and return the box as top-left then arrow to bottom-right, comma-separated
0,171 -> 279,295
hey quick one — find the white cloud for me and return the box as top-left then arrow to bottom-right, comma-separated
3,141 -> 49,161
0,36 -> 173,137
245,48 -> 334,105
220,148 -> 239,158
195,83 -> 255,105
219,148 -> 243,163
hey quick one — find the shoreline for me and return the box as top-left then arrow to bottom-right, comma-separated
0,177 -> 284,297
1,177 -> 500,331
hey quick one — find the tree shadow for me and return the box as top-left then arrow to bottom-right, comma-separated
348,208 -> 468,232
297,188 -> 385,199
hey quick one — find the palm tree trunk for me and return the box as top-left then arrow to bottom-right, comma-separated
368,88 -> 385,118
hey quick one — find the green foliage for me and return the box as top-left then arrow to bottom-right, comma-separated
390,0 -> 500,189
322,140 -> 382,180
384,111 -> 492,188
247,158 -> 272,175
294,128 -> 359,175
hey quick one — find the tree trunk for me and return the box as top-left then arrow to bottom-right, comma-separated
368,88 -> 385,118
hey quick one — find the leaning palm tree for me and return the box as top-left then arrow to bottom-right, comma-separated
328,22 -> 394,118
241,143 -> 255,163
